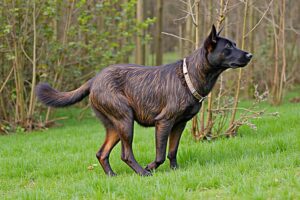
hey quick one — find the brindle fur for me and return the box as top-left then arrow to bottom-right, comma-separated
36,25 -> 252,176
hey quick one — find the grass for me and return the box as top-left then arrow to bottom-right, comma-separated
1,89 -> 300,199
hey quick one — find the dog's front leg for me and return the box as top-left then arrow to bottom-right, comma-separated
145,119 -> 174,172
167,121 -> 187,169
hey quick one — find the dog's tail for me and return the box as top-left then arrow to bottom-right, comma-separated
36,79 -> 93,107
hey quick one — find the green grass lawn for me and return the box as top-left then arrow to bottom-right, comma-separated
1,90 -> 300,199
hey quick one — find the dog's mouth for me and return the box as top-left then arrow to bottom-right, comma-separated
230,58 -> 252,68
230,62 -> 248,68
229,53 -> 253,68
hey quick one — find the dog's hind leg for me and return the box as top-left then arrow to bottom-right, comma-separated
96,128 -> 120,176
91,93 -> 150,176
167,122 -> 186,169
93,108 -> 120,176
145,119 -> 174,171
116,115 -> 152,176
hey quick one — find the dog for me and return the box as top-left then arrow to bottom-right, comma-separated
36,25 -> 252,176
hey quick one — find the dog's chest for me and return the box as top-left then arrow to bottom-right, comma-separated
180,103 -> 201,121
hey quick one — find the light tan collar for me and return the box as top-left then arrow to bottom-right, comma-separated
183,58 -> 206,103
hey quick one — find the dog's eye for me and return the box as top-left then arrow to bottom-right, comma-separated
225,43 -> 232,49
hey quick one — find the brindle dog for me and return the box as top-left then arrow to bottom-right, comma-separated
36,25 -> 252,176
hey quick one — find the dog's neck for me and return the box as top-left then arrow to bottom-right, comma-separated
185,47 -> 225,97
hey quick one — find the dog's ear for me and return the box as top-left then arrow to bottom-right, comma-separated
204,24 -> 217,52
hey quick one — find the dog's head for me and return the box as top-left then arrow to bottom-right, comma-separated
204,25 -> 252,69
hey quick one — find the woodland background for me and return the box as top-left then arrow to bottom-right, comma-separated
0,0 -> 299,137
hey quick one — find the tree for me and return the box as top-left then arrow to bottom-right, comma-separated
271,0 -> 286,105
226,0 -> 249,136
136,0 -> 145,65
155,0 -> 164,65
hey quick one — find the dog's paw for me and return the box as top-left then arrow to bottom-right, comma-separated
140,169 -> 152,176
170,164 -> 178,170
170,161 -> 178,170
145,162 -> 156,172
105,171 -> 117,177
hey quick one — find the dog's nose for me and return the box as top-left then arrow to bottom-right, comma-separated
245,53 -> 253,60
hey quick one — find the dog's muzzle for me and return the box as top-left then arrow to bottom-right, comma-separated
245,53 -> 253,60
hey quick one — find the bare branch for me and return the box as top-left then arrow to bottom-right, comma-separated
0,67 -> 14,94
173,14 -> 190,23
20,43 -> 33,64
288,23 -> 300,35
211,107 -> 265,115
241,0 -> 300,35
188,0 -> 197,25
179,0 -> 188,5
243,0 -> 274,38
161,32 -> 195,44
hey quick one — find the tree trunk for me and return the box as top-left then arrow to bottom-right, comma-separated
27,1 -> 37,129
179,23 -> 184,57
278,0 -> 286,103
227,0 -> 249,135
136,0 -> 145,65
46,0 -> 75,122
271,4 -> 279,105
192,0 -> 201,140
155,0 -> 163,65
206,0 -> 226,135
246,0 -> 255,98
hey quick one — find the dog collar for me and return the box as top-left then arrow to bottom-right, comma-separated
183,58 -> 206,103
